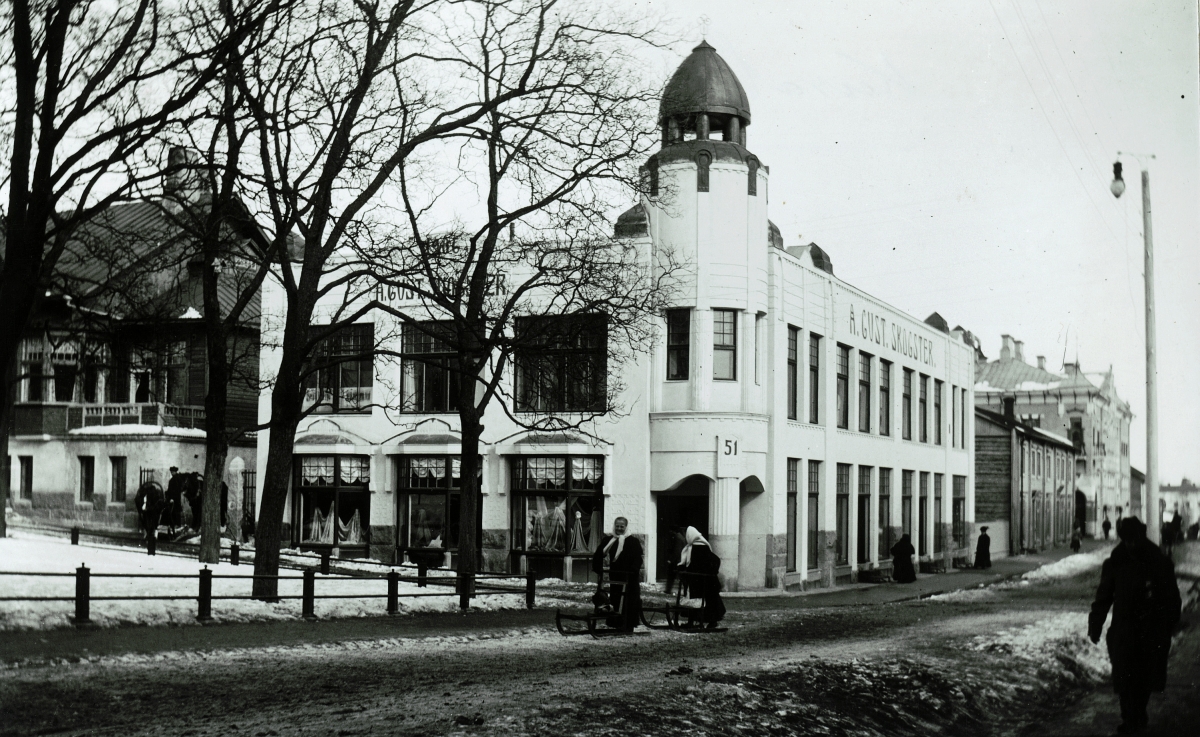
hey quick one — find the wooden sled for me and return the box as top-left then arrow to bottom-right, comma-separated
640,571 -> 727,634
555,574 -> 639,638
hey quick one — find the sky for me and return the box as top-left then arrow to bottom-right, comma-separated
633,0 -> 1199,484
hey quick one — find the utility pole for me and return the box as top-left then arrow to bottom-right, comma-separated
1111,156 -> 1159,543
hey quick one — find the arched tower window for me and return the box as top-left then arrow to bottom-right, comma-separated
697,151 -> 711,192
747,157 -> 759,196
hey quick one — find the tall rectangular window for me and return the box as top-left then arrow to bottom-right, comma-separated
961,388 -> 968,448
879,361 -> 891,436
951,384 -> 958,447
713,309 -> 737,380
19,456 -> 33,500
934,473 -> 944,554
919,472 -> 930,556
808,334 -> 821,423
902,369 -> 913,440
902,470 -> 914,537
878,468 -> 892,559
786,459 -> 798,572
110,457 -> 127,503
302,323 -> 374,414
79,456 -> 94,502
836,463 -> 850,565
807,460 -> 820,570
919,375 -> 929,443
515,314 -> 608,412
857,466 -> 872,563
666,309 -> 690,380
952,475 -> 967,547
787,326 -> 799,420
934,380 -> 943,445
400,321 -> 458,413
858,353 -> 872,433
835,345 -> 849,429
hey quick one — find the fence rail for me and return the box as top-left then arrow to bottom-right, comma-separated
0,564 -> 538,626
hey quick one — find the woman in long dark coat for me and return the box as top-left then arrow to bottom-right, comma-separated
680,526 -> 726,626
890,534 -> 917,583
1088,517 -> 1181,734
591,516 -> 643,631
974,526 -> 992,569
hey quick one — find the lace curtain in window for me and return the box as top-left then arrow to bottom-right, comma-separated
340,457 -> 369,485
301,457 -> 335,486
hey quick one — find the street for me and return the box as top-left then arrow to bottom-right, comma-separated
3,543 -> 1195,737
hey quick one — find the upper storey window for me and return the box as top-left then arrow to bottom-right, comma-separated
835,345 -> 849,429
400,322 -> 457,414
666,309 -> 690,381
515,314 -> 607,413
697,152 -> 711,192
303,323 -> 373,414
713,309 -> 737,381
747,158 -> 758,196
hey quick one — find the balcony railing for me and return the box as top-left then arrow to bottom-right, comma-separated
12,402 -> 207,436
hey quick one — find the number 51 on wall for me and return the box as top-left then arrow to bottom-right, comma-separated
716,435 -> 744,478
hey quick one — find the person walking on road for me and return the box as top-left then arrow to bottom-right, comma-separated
679,526 -> 726,627
890,534 -> 917,582
1088,516 -> 1181,735
1102,515 -> 1112,540
134,481 -> 165,555
973,526 -> 992,569
592,516 -> 643,631
1070,526 -> 1082,554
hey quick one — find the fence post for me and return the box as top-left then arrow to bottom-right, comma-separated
525,569 -> 536,610
417,563 -> 427,588
302,569 -> 316,620
197,567 -> 213,623
387,570 -> 399,615
74,565 -> 91,626
230,542 -> 240,566
320,552 -> 331,575
70,526 -> 80,545
457,570 -> 474,612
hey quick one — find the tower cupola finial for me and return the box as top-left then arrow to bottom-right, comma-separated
660,42 -> 751,147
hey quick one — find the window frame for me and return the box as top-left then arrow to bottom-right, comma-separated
807,460 -> 821,571
19,456 -> 33,500
835,463 -> 851,565
514,314 -> 609,413
786,458 -> 798,572
857,465 -> 872,564
934,379 -> 943,445
787,326 -> 799,420
399,321 -> 458,414
666,309 -> 690,381
79,456 -> 94,502
808,334 -> 822,424
878,468 -> 892,560
509,455 -> 605,580
302,323 -> 375,415
902,368 -> 913,440
394,455 -> 483,562
712,309 -> 738,381
835,344 -> 849,429
110,456 -> 127,503
292,454 -> 372,549
858,352 -> 872,433
919,374 -> 929,443
879,360 -> 891,436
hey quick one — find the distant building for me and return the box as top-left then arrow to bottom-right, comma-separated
974,404 -> 1077,558
1130,466 -> 1144,518
6,160 -> 260,532
1159,478 -> 1198,535
974,335 -> 1132,538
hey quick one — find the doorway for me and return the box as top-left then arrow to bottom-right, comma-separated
655,476 -> 709,581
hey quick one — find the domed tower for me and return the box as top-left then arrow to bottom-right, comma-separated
644,41 -> 769,416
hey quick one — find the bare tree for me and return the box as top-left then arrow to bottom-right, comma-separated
0,0 -> 263,536
351,0 -> 675,607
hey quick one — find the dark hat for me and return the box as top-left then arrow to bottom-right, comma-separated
980,526 -> 989,532
169,466 -> 179,472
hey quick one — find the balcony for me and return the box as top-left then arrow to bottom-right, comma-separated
12,402 -> 207,436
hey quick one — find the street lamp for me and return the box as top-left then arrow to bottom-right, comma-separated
1110,152 -> 1159,544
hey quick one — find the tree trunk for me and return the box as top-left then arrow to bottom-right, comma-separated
0,352 -> 17,538
456,405 -> 483,610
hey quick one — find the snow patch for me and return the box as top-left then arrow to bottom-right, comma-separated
68,424 -> 207,437
179,306 -> 203,319
1019,545 -> 1113,582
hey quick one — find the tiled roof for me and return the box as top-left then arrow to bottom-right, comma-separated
974,357 -> 1080,392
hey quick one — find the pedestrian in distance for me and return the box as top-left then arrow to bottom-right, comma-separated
679,526 -> 726,627
974,526 -> 992,569
591,516 -> 643,631
1103,515 -> 1112,541
134,481 -> 165,555
1070,525 -> 1082,554
165,467 -> 185,535
1088,517 -> 1181,735
890,534 -> 917,583
663,526 -> 688,595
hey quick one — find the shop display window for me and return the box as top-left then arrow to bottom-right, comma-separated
293,455 -> 370,549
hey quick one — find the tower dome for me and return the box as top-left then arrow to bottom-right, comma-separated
659,41 -> 751,147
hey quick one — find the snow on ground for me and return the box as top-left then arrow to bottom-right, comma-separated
966,611 -> 1111,679
0,531 -> 529,631
929,545 -> 1115,604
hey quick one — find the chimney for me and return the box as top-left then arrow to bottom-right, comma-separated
163,147 -> 204,210
1063,362 -> 1079,376
1000,334 -> 1015,361
1014,340 -> 1024,363
1003,396 -> 1015,419
1037,355 -> 1046,371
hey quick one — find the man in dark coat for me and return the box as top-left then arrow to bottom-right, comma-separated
974,526 -> 992,569
165,467 -> 185,535
1089,517 -> 1181,734
592,516 -> 643,631
680,526 -> 725,627
134,481 -> 165,554
890,534 -> 917,583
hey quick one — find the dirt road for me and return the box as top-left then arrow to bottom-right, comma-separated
10,550 -> 1186,737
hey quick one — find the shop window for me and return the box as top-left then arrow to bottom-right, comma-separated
515,314 -> 607,413
19,456 -> 33,500
302,324 -> 374,414
902,470 -> 914,538
807,460 -> 820,570
934,473 -> 944,554
293,455 -> 370,548
396,456 -> 482,562
879,361 -> 891,436
666,309 -> 690,381
400,322 -> 458,413
919,374 -> 928,443
902,369 -> 913,440
79,456 -> 94,502
786,458 -> 798,572
510,456 -> 604,580
878,469 -> 892,559
919,472 -> 930,556
713,309 -> 737,381
857,466 -> 872,563
786,326 -> 799,420
934,380 -> 943,445
808,334 -> 821,423
858,353 -> 872,433
835,464 -> 850,565
110,457 -> 127,503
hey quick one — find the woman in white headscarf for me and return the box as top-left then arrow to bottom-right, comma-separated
679,526 -> 726,627
591,516 -> 643,631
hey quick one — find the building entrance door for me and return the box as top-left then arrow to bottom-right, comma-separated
655,492 -> 709,581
